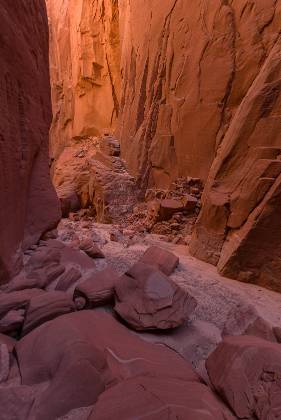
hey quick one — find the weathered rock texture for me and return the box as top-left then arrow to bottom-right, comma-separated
47,1 -> 281,291
46,0 -> 121,162
0,0 -> 60,284
190,32 -> 281,292
117,1 -> 280,188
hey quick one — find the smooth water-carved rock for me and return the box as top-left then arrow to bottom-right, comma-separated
74,268 -> 118,307
0,0 -> 60,284
55,267 -> 82,292
16,310 -> 200,419
115,262 -> 196,330
22,291 -> 75,336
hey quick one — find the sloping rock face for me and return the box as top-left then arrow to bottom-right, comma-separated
0,0 -> 60,284
117,1 -> 281,189
190,35 -> 281,292
46,0 -> 121,162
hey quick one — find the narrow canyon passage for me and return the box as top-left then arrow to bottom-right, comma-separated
0,1 -> 281,419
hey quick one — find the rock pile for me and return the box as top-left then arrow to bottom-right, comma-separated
123,176 -> 203,244
1,237 -> 280,419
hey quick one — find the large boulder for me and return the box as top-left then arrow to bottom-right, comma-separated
89,376 -> 235,420
114,262 -> 197,330
206,335 -> 281,419
16,310 -> 200,419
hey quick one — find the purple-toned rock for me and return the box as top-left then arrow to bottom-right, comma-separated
0,309 -> 25,335
0,343 -> 10,383
114,262 -> 197,331
55,267 -> 82,292
74,268 -> 118,307
139,246 -> 179,275
16,310 -> 199,420
22,291 -> 75,336
89,376 -> 234,420
0,386 -> 35,420
0,289 -> 44,318
274,326 -> 281,343
0,333 -> 16,352
206,335 -> 281,419
79,240 -> 105,259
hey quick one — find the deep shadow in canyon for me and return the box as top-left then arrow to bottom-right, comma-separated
0,1 -> 281,419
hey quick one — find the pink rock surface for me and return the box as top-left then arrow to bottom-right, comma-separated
206,335 -> 281,419
16,310 -> 200,419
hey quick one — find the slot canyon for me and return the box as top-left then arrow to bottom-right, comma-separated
0,0 -> 281,418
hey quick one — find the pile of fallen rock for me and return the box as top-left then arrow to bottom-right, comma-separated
0,240 -> 281,419
123,176 -> 203,244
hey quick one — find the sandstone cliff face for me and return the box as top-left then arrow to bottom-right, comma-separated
0,0 -> 60,283
46,0 -> 121,162
47,0 -> 281,292
190,34 -> 281,292
118,0 -> 281,189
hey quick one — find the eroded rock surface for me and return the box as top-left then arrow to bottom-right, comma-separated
206,335 -> 281,419
0,0 -> 60,283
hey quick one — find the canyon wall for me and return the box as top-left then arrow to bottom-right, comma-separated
0,0 -> 60,283
118,0 -> 281,189
47,0 -> 281,291
46,0 -> 121,162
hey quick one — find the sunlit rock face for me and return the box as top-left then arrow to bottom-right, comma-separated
0,0 -> 60,283
118,0 -> 281,189
46,0 -> 121,162
47,0 -> 281,292
190,36 -> 281,292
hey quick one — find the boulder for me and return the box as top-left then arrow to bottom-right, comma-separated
159,199 -> 184,221
89,376 -> 235,420
22,291 -> 75,336
139,246 -> 179,275
206,335 -> 281,419
79,239 -> 105,259
182,194 -> 198,212
0,309 -> 25,335
16,310 -> 200,420
55,267 -> 82,292
0,289 -> 44,318
74,268 -> 118,307
114,262 -> 197,330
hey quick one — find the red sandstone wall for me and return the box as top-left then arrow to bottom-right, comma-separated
0,0 -> 61,283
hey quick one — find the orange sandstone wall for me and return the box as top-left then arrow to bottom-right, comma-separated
46,0 -> 121,162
